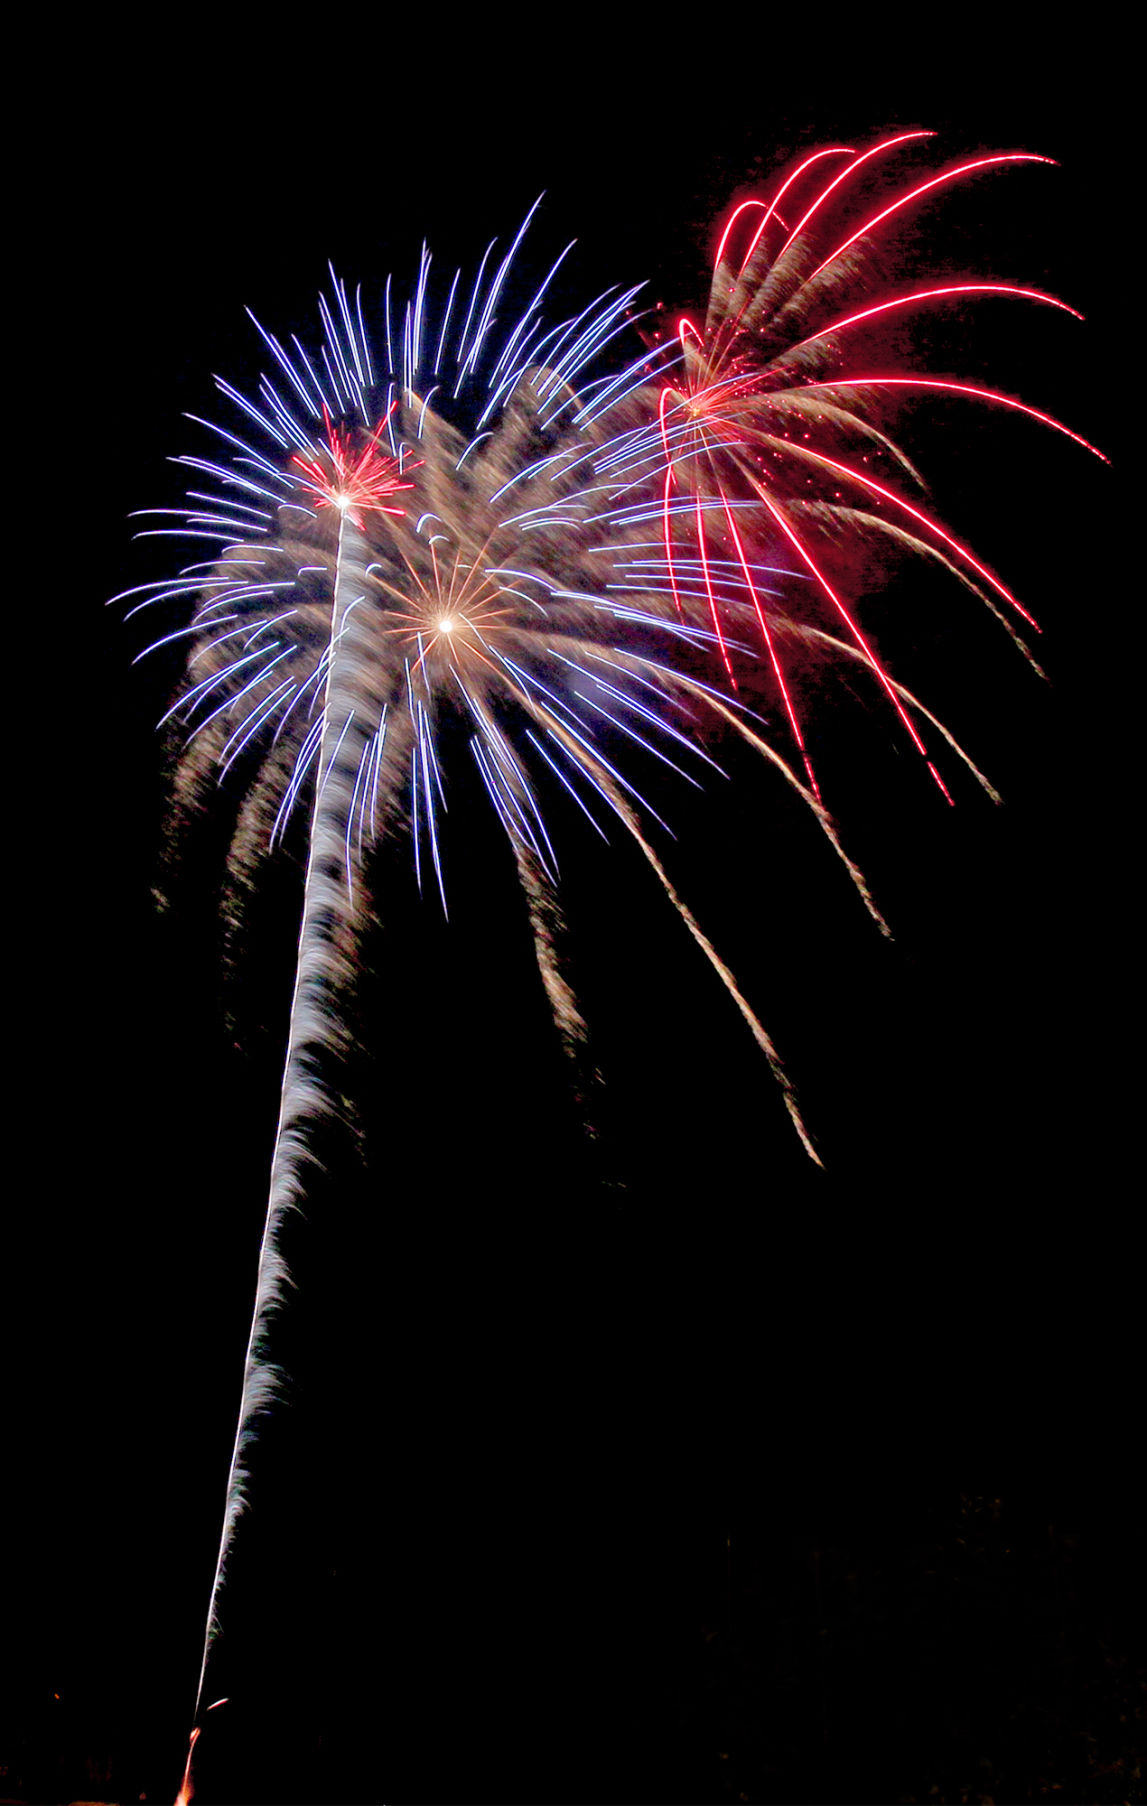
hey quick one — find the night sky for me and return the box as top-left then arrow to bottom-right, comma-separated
6,38 -> 1136,1806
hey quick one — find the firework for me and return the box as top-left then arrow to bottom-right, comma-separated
118,135 -> 1102,1745
654,131 -> 1105,805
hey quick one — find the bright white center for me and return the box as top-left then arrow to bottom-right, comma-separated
438,616 -> 455,634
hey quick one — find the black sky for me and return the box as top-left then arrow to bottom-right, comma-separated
7,38 -> 1133,1806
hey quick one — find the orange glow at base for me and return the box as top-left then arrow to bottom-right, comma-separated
174,1726 -> 199,1806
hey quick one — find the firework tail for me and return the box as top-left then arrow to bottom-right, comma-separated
174,1726 -> 199,1806
191,518 -> 370,1721
514,842 -> 605,1140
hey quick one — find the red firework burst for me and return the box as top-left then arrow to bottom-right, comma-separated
655,131 -> 1108,805
290,402 -> 419,529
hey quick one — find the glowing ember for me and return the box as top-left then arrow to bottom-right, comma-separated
174,1726 -> 199,1806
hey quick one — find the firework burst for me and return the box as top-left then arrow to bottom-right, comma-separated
653,130 -> 1106,807
117,134 -> 1103,1752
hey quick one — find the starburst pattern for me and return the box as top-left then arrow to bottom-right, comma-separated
289,402 -> 416,528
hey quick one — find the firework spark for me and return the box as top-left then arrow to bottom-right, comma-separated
119,136 -> 1101,1762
